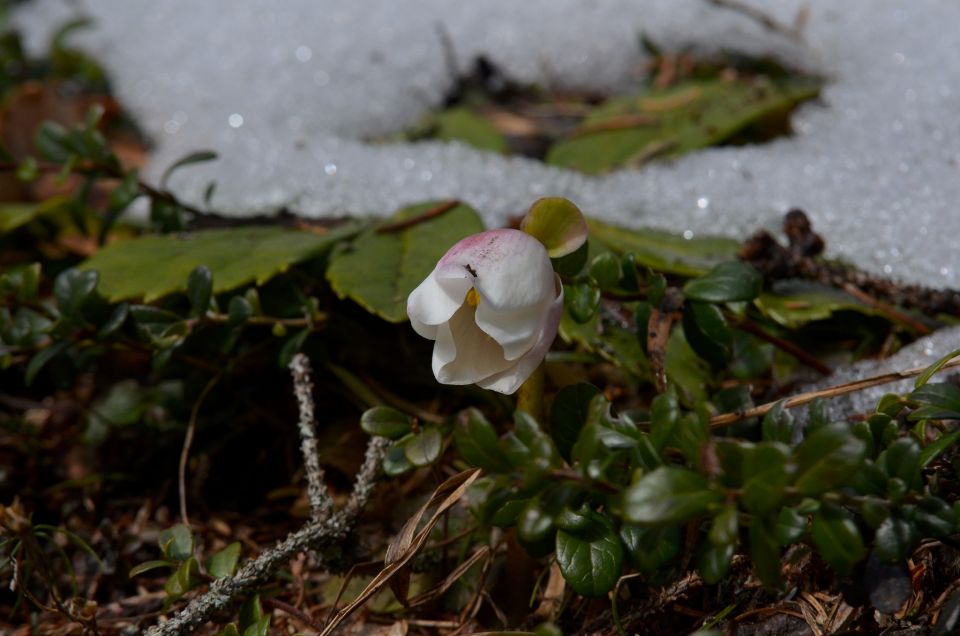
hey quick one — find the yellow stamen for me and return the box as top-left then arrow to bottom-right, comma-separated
465,288 -> 480,307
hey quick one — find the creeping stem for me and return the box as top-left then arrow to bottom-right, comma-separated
515,362 -> 546,422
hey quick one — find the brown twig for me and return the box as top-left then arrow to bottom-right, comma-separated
841,282 -> 932,335
179,373 -> 221,526
705,0 -> 804,41
729,313 -> 831,375
709,357 -> 960,428
261,597 -> 325,633
375,200 -> 460,234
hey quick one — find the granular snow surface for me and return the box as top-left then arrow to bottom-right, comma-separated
13,0 -> 960,399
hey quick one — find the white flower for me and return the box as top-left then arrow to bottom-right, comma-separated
407,229 -> 563,394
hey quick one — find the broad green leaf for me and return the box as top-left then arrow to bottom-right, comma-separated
741,442 -> 791,513
360,406 -> 412,439
403,427 -> 443,466
558,307 -> 649,378
503,411 -> 561,473
587,253 -> 622,290
587,218 -> 739,277
665,328 -> 712,405
326,201 -> 483,322
520,197 -> 588,258
547,77 -> 820,174
619,524 -> 680,574
549,383 -> 601,462
683,261 -> 762,303
793,423 -> 867,496
205,542 -> 241,579
682,301 -> 732,366
623,466 -> 721,525
159,523 -> 194,561
876,438 -> 921,489
811,504 -> 865,576
649,388 -> 679,451
708,504 -> 738,547
82,224 -> 360,302
555,510 -> 623,597
455,408 -> 512,473
54,268 -> 99,317
913,497 -> 955,538
382,444 -> 413,476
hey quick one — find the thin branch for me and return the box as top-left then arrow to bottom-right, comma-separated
146,436 -> 389,636
289,354 -> 333,523
709,357 -> 960,428
375,200 -> 460,234
705,0 -> 803,41
179,373 -> 222,526
729,313 -> 831,375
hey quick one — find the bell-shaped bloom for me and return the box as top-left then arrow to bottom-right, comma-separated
407,229 -> 563,394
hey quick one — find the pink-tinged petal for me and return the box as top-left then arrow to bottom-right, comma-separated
476,275 -> 563,395
433,302 -> 514,385
466,230 -> 555,313
407,270 -> 471,338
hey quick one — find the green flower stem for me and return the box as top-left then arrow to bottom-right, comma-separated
516,362 -> 546,422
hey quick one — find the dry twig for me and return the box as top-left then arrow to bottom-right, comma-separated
289,354 -> 333,523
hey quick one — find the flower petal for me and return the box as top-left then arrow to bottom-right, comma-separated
407,269 -> 471,339
474,298 -> 553,360
433,302 -> 515,385
477,275 -> 564,395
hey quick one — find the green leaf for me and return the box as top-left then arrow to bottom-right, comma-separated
914,347 -> 960,389
0,203 -> 46,234
741,442 -> 790,513
587,218 -> 739,277
97,303 -> 129,338
519,197 -> 588,258
760,401 -> 794,445
555,510 -> 624,597
776,507 -> 807,545
82,224 -> 359,302
215,625 -> 241,636
158,523 -> 194,561
239,595 -> 265,634
919,429 -> 960,469
360,406 -> 412,439
382,444 -> 413,476
708,504 -> 739,547
588,253 -> 623,290
682,301 -> 733,366
503,411 -> 561,473
873,516 -> 918,563
326,201 -> 483,322
649,389 -> 679,451
750,516 -> 783,588
160,150 -> 218,190
564,279 -> 601,323
913,497 -> 955,538
546,76 -> 820,174
25,340 -> 69,386
429,107 -> 508,153
698,540 -> 734,584
619,524 -> 681,574
243,617 -> 269,636
549,383 -> 601,462
205,542 -> 241,578
128,559 -> 174,577
754,280 -> 876,329
811,504 -> 865,576
54,268 -> 99,317
876,438 -> 921,489
227,296 -> 253,327
793,423 -> 867,496
455,408 -> 513,473
187,265 -> 213,318
164,557 -> 200,603
35,121 -> 74,162
623,466 -> 721,525
403,427 -> 443,466
909,383 -> 960,421
683,261 -> 762,303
